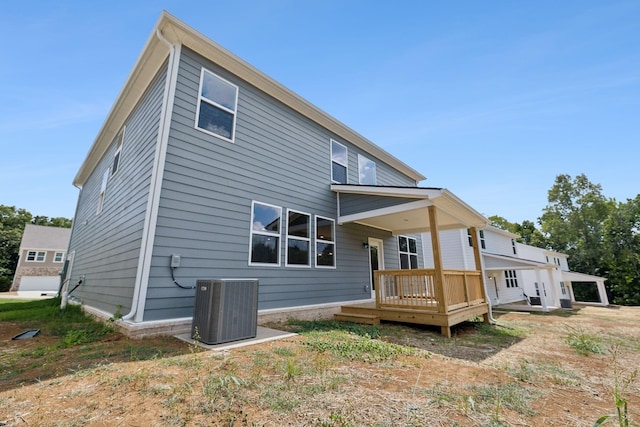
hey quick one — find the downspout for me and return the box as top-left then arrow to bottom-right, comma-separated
122,29 -> 181,321
60,182 -> 84,309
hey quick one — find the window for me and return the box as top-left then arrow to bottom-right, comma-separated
96,169 -> 109,215
331,140 -> 348,184
505,270 -> 518,288
27,251 -> 46,262
357,154 -> 377,185
467,229 -> 485,249
560,281 -> 567,295
54,252 -> 65,263
398,236 -> 418,269
111,128 -> 125,177
316,216 -> 335,268
511,239 -> 517,255
467,229 -> 473,246
195,68 -> 238,142
286,210 -> 311,267
249,202 -> 281,266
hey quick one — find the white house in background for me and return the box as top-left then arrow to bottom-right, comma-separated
421,226 -> 609,311
11,224 -> 71,297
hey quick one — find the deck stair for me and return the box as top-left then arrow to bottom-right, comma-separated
333,311 -> 380,325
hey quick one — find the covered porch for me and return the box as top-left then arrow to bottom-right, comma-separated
331,184 -> 490,337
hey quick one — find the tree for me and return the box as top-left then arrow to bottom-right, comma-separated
603,196 -> 640,305
538,174 -> 613,276
0,205 -> 72,292
488,216 -> 547,248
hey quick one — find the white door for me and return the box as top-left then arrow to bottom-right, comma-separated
368,238 -> 384,299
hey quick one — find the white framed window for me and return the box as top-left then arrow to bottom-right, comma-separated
54,252 -> 65,263
398,236 -> 418,269
467,229 -> 485,249
560,281 -> 567,295
96,169 -> 109,215
315,216 -> 336,268
505,270 -> 518,288
357,154 -> 377,185
27,251 -> 46,262
195,68 -> 239,142
511,239 -> 517,255
286,209 -> 311,267
331,139 -> 348,184
249,201 -> 281,266
111,127 -> 125,177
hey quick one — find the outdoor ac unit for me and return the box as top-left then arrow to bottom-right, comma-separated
191,279 -> 259,345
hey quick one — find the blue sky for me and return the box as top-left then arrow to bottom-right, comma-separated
1,1 -> 638,223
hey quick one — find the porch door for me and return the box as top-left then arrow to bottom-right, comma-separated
368,238 -> 384,298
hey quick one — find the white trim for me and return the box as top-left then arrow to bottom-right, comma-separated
110,126 -> 125,178
26,250 -> 47,262
357,154 -> 377,185
398,235 -> 418,269
285,208 -> 311,268
125,41 -> 182,322
330,139 -> 348,184
249,201 -> 282,267
96,169 -> 109,215
53,251 -> 65,263
194,67 -> 239,143
368,237 -> 384,298
315,215 -> 336,269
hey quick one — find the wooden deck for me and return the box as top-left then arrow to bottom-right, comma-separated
335,268 -> 490,337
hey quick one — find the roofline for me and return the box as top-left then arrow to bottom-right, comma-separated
74,11 -> 426,186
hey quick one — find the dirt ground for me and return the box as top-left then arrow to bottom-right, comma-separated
1,305 -> 639,426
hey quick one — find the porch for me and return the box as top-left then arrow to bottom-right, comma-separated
335,268 -> 490,337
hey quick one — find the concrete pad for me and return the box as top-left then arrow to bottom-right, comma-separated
175,326 -> 297,351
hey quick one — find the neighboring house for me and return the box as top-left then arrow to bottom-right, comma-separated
421,226 -> 609,311
64,11 -> 490,338
11,224 -> 71,296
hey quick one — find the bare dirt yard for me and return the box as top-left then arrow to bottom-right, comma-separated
1,304 -> 639,426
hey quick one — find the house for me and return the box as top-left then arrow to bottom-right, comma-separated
64,11 -> 490,338
421,226 -> 609,312
11,224 -> 71,296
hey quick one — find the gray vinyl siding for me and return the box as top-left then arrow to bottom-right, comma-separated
143,47 -> 421,320
66,63 -> 167,315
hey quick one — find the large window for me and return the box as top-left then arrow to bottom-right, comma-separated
195,68 -> 238,142
286,210 -> 311,267
398,236 -> 418,269
316,216 -> 335,268
505,270 -> 518,288
27,251 -> 46,262
249,202 -> 281,266
111,128 -> 125,177
331,140 -> 348,184
358,154 -> 377,185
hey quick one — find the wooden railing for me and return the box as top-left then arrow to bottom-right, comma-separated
374,269 -> 485,313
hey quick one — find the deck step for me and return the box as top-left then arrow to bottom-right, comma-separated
333,312 -> 380,325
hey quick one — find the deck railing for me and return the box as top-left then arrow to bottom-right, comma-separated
375,269 -> 485,313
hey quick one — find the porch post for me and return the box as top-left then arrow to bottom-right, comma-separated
428,206 -> 447,314
470,227 -> 490,324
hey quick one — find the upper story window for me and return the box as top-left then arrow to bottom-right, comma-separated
511,239 -> 517,255
316,216 -> 335,268
358,154 -> 377,185
195,68 -> 238,142
249,202 -> 281,266
96,169 -> 109,215
505,270 -> 518,288
331,140 -> 348,184
286,210 -> 311,267
27,251 -> 46,262
467,229 -> 485,249
111,128 -> 125,177
398,236 -> 418,269
54,252 -> 65,263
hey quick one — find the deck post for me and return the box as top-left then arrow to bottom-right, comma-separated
428,205 -> 448,313
470,227 -> 490,324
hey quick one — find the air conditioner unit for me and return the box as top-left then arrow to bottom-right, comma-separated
191,279 -> 259,345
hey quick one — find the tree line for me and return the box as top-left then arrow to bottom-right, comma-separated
1,173 -> 638,304
0,205 -> 72,292
490,173 -> 639,305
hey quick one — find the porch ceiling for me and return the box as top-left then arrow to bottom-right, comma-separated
331,184 -> 488,235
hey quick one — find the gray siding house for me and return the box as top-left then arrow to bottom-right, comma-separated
65,12 -> 488,337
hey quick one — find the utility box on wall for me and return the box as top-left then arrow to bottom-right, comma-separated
191,279 -> 259,345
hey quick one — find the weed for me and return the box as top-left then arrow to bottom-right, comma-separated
594,345 -> 638,427
467,382 -> 539,417
565,325 -> 606,355
282,357 -> 302,381
303,330 -> 415,362
273,346 -> 296,357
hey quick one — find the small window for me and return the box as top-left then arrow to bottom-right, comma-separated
286,210 -> 311,267
195,68 -> 238,142
96,169 -> 109,215
511,239 -> 517,255
505,270 -> 518,288
331,140 -> 348,184
398,236 -> 418,269
560,281 -> 567,295
479,230 -> 486,250
54,252 -> 65,263
357,154 -> 377,185
27,251 -> 46,262
249,202 -> 281,266
111,128 -> 125,177
467,229 -> 473,247
316,216 -> 335,268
